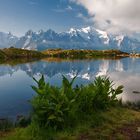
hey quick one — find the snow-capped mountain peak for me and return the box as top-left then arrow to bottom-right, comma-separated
68,28 -> 78,36
80,26 -> 91,33
0,32 -> 18,48
96,29 -> 108,39
15,27 -> 140,52
115,35 -> 124,46
25,30 -> 34,36
0,26 -> 140,53
95,29 -> 109,45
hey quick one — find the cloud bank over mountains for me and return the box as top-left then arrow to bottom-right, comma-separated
70,0 -> 140,34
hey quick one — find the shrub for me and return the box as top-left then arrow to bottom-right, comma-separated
31,75 -> 123,130
31,75 -> 78,129
75,77 -> 123,114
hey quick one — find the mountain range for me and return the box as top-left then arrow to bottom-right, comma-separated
0,27 -> 140,53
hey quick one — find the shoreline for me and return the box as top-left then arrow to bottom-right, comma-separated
1,48 -> 140,61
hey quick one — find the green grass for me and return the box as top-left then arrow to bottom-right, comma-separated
1,107 -> 140,140
42,48 -> 129,59
0,49 -> 7,59
0,48 -> 129,62
0,47 -> 44,60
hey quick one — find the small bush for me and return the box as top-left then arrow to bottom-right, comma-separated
31,75 -> 123,130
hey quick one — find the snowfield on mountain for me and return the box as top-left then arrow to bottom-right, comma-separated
1,27 -> 140,53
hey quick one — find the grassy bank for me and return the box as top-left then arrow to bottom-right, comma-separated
2,47 -> 140,62
1,107 -> 140,140
42,49 -> 129,59
1,76 -> 140,140
0,48 -> 131,61
0,47 -> 44,60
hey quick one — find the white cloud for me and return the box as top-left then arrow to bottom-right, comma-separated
77,13 -> 91,22
66,5 -> 73,11
53,5 -> 73,13
71,0 -> 140,33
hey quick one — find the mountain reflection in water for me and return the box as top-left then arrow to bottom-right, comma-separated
0,57 -> 140,118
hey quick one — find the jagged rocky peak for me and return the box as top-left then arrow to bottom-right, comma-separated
46,29 -> 55,33
36,29 -> 44,35
25,30 -> 34,36
0,26 -> 140,52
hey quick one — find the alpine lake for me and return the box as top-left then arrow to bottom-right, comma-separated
0,57 -> 140,119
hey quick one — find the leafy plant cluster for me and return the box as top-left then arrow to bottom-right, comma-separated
31,75 -> 123,130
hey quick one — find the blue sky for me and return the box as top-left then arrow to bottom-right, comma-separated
0,0 -> 90,36
1,0 -> 139,36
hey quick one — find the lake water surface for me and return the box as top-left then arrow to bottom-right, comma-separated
0,57 -> 140,118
